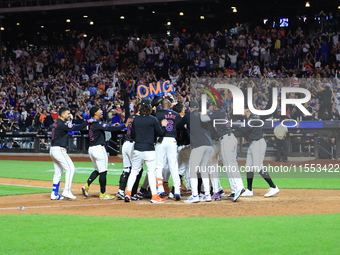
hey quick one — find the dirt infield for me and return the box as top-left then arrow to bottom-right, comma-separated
1,155 -> 340,217
1,177 -> 340,217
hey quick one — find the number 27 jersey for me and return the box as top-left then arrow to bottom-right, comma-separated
155,109 -> 181,138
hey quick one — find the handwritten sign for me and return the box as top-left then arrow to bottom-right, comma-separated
137,80 -> 174,99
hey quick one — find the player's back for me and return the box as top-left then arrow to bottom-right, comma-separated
133,115 -> 160,151
156,109 -> 180,138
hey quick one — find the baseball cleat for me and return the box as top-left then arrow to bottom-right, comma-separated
116,190 -> 125,200
157,191 -> 168,198
131,194 -> 143,201
150,195 -> 166,203
138,188 -> 150,197
184,195 -> 199,203
227,193 -> 235,200
99,193 -> 115,200
62,191 -> 77,200
81,186 -> 89,197
174,194 -> 182,201
211,192 -> 222,201
168,192 -> 174,199
241,189 -> 254,197
50,192 -> 64,200
264,186 -> 280,197
218,189 -> 225,196
124,194 -> 131,202
200,194 -> 212,202
233,188 -> 245,202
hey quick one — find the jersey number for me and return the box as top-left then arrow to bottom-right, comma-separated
166,120 -> 174,132
89,130 -> 94,141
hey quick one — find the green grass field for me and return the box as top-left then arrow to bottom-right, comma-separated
0,160 -> 339,254
0,214 -> 339,255
1,160 -> 339,190
0,184 -> 50,196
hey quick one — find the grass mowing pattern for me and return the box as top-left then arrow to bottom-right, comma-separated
0,184 -> 51,196
0,214 -> 339,255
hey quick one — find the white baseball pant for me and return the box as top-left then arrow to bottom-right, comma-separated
209,140 -> 223,193
178,145 -> 191,190
127,150 -> 158,195
245,138 -> 267,172
50,146 -> 75,192
155,137 -> 181,194
122,140 -> 134,171
189,145 -> 213,196
220,133 -> 244,193
88,145 -> 108,173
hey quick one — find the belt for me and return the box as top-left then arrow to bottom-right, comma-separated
219,133 -> 231,140
251,138 -> 262,142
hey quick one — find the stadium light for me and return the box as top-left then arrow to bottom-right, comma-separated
0,27 -> 4,30
83,34 -> 87,37
66,19 -> 71,23
41,25 -> 44,28
179,12 -> 184,16
167,21 -> 171,25
120,16 -> 125,19
338,6 -> 340,9
90,21 -> 94,25
305,2 -> 310,7
200,16 -> 205,19
83,15 -> 88,18
152,11 -> 155,14
231,7 -> 237,13
16,23 -> 20,26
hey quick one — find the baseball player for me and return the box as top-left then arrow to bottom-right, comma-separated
81,106 -> 128,200
50,107 -> 88,200
116,104 -> 143,201
166,102 -> 191,193
176,100 -> 214,203
124,103 -> 168,203
154,99 -> 182,200
200,103 -> 245,202
234,106 -> 279,197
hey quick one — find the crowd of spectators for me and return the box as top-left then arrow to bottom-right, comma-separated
1,15 -> 340,138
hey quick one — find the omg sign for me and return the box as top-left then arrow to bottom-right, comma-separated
137,80 -> 174,99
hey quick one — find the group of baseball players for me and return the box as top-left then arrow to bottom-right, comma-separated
49,96 -> 280,203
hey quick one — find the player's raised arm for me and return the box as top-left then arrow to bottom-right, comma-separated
72,120 -> 89,131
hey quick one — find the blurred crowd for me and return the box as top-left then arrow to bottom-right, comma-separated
1,19 -> 340,136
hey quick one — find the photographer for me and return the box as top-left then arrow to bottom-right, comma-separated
11,141 -> 21,149
10,120 -> 20,135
